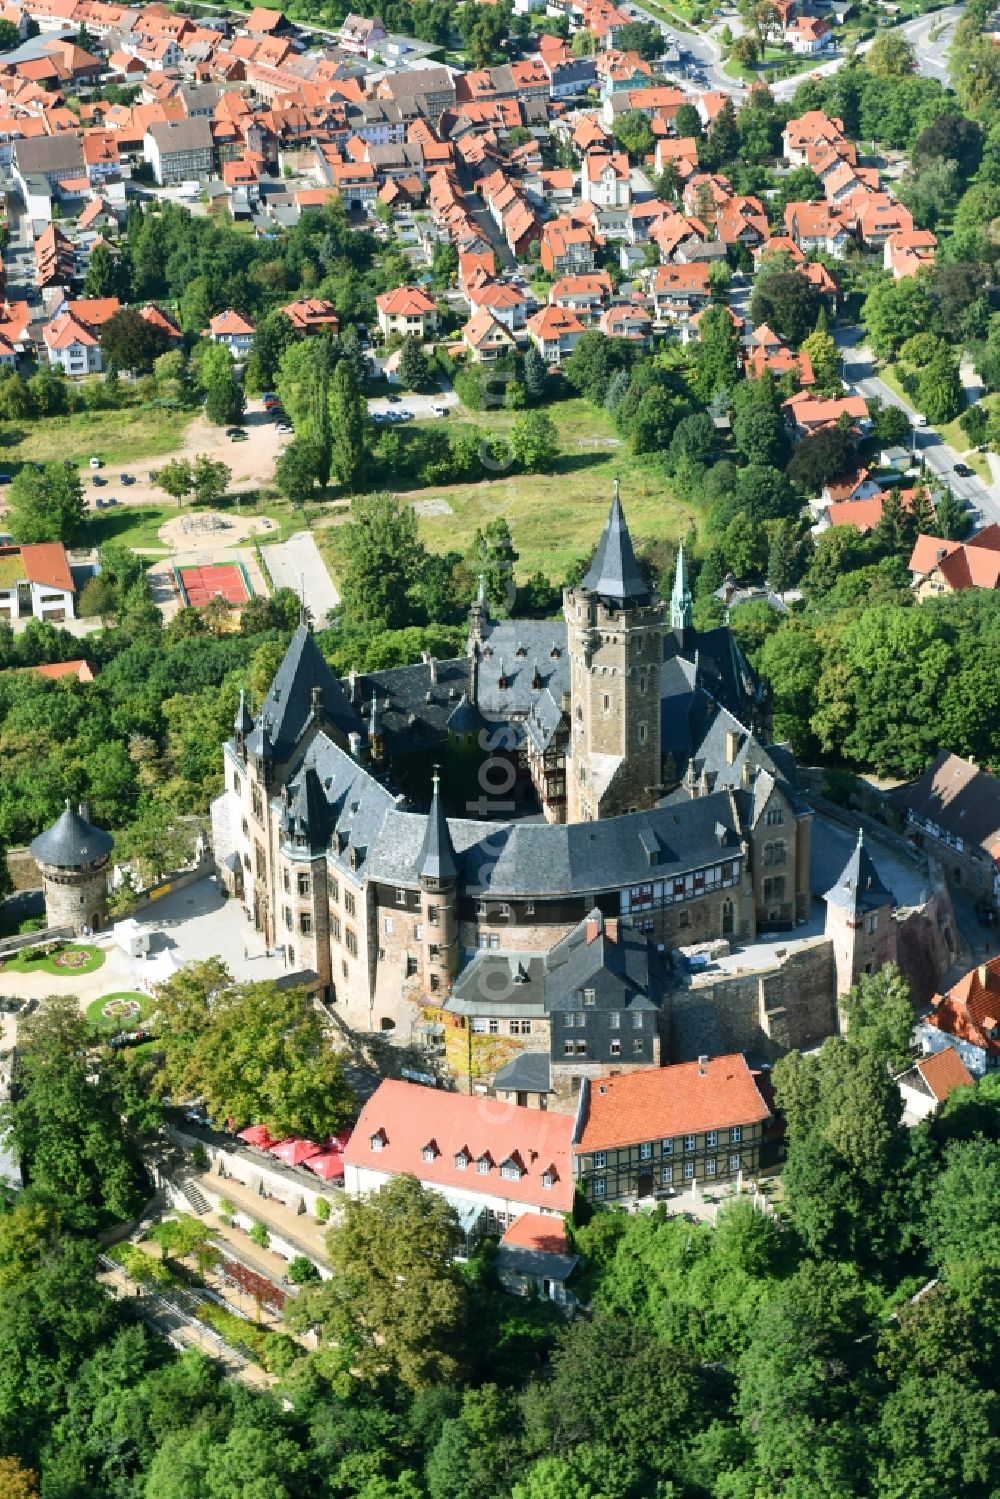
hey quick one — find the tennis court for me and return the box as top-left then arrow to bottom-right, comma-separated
175,561 -> 253,608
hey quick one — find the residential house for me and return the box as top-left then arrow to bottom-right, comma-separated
339,14 -> 387,57
343,1079 -> 576,1241
855,193 -> 914,251
783,201 -> 852,258
893,750 -> 1000,914
0,543 -> 76,622
650,261 -> 712,324
144,117 -> 214,184
599,302 -> 652,343
376,67 -> 456,126
375,285 -> 439,341
896,1048 -> 973,1122
209,308 -> 255,356
141,303 -> 182,343
785,15 -> 831,51
43,310 -> 103,375
821,469 -> 881,505
462,307 -> 518,362
783,391 -> 869,436
527,304 -> 585,365
467,279 -> 527,338
573,1054 -> 773,1204
281,298 -> 340,336
21,658 -> 95,683
581,149 -> 631,209
539,217 -> 597,276
908,525 -> 1000,598
885,228 -> 937,279
782,110 -> 845,166
548,271 -> 612,325
917,957 -> 1000,1076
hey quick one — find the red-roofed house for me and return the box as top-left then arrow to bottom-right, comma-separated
786,15 -> 831,51
784,390 -> 869,436
209,308 -> 255,356
376,285 -> 439,341
908,524 -> 1000,598
918,956 -> 1000,1076
496,1213 -> 579,1304
23,658 -> 95,682
527,304 -> 585,365
462,307 -> 517,362
540,216 -> 597,276
141,303 -> 182,343
574,1055 -> 772,1203
650,261 -> 711,323
0,543 -> 77,622
344,1079 -> 576,1239
885,228 -> 937,279
897,1048 -> 973,1120
281,298 -> 340,336
581,149 -> 631,209
43,311 -> 102,376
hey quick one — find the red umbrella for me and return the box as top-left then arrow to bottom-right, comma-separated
238,1124 -> 275,1149
269,1137 -> 322,1167
326,1130 -> 352,1154
305,1152 -> 345,1181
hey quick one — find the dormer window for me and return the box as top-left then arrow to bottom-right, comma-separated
515,643 -> 527,658
421,1139 -> 439,1164
454,1149 -> 469,1170
476,1154 -> 492,1175
499,1156 -> 523,1181
550,646 -> 560,658
370,1130 -> 386,1152
498,672 -> 508,690
541,1164 -> 557,1189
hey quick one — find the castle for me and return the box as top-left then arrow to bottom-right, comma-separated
211,489 -> 954,1095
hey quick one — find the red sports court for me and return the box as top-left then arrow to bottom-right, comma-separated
174,561 -> 252,608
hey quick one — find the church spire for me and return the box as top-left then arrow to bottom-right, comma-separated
581,479 -> 652,609
671,541 -> 693,636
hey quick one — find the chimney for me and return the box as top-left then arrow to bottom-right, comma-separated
348,669 -> 358,703
741,759 -> 752,788
428,655 -> 438,685
348,731 -> 362,760
726,729 -> 739,765
697,1054 -> 708,1075
979,964 -> 989,987
605,918 -> 619,943
310,684 -> 323,713
585,914 -> 601,944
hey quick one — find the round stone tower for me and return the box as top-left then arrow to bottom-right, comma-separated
29,801 -> 114,935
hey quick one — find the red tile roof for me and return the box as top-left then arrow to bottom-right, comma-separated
18,542 -> 75,593
577,1055 -> 771,1152
927,958 -> 1000,1058
916,1048 -> 974,1103
500,1212 -> 571,1255
345,1078 -> 575,1212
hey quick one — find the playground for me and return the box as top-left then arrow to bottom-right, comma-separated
157,511 -> 277,553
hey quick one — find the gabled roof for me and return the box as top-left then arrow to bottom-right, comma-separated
18,542 -> 74,592
911,1048 -> 974,1103
925,956 -> 1000,1057
255,624 -> 361,762
577,1054 -> 771,1151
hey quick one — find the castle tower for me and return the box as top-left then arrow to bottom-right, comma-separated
29,801 -> 113,935
417,767 -> 458,999
565,482 -> 666,823
823,829 -> 894,1002
279,765 -> 332,992
670,541 -> 693,646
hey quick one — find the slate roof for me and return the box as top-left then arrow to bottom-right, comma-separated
473,620 -> 569,718
581,486 -> 652,608
824,829 -> 894,915
449,951 -> 548,1016
417,771 -> 457,882
891,750 -> 1000,856
545,909 -> 666,1012
366,792 -> 743,897
494,1050 -> 553,1094
277,730 -> 398,878
348,656 -> 471,756
30,800 -> 113,867
257,625 -> 361,763
281,765 -> 330,854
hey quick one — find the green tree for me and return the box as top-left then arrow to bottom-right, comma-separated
340,491 -> 426,630
246,310 -> 297,395
694,304 -> 741,402
153,458 -> 194,505
116,799 -> 198,884
287,1175 -> 467,1389
750,270 -> 821,347
474,518 -> 519,614
840,963 -> 915,1070
190,455 -> 230,508
510,410 -> 557,472
100,308 -> 170,373
522,346 -> 548,406
917,345 -> 963,425
82,240 -> 128,302
7,463 -> 86,544
801,326 -> 841,392
398,336 -> 434,392
275,436 -> 321,505
329,360 -> 369,490
612,110 -> 654,160
866,30 -> 917,77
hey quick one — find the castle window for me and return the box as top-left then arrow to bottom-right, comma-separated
384,917 -> 394,935
429,944 -> 440,959
346,928 -> 358,957
489,1018 -> 499,1034
564,1040 -> 575,1055
661,1139 -> 673,1156
500,1159 -> 522,1181
242,818 -> 249,836
729,1153 -> 741,1172
593,1151 -> 606,1169
282,868 -> 290,893
584,988 -> 596,1006
298,873 -> 310,897
525,902 -> 535,916
252,788 -> 263,821
684,1135 -> 695,1152
766,806 -> 784,825
284,907 -> 292,930
396,887 -> 407,906
342,960 -> 349,979
632,1037 -> 643,1055
632,1012 -> 643,1029
299,912 -> 312,935
455,1151 -> 468,1170
542,1171 -> 553,1190
684,1162 -> 695,1180
575,1039 -> 587,1055
476,1156 -> 491,1175
603,693 -> 610,713
639,722 -> 647,745
639,675 -> 646,694
679,911 -> 690,929
345,891 -> 356,917
867,913 -> 878,934
705,1158 -> 717,1177
287,946 -> 294,965
430,975 -> 440,994
428,905 -> 439,924
593,1178 -> 606,1198
421,1143 -> 438,1163
763,877 -> 786,902
610,1011 -> 620,1029
414,923 -> 424,940
370,1132 -> 384,1152
330,879 -> 339,903
233,774 -> 241,795
331,915 -> 341,941
610,1039 -> 621,1056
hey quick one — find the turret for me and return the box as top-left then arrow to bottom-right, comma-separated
29,800 -> 113,935
234,689 -> 252,758
469,573 -> 489,647
823,828 -> 894,1003
417,767 -> 458,998
671,541 -> 693,644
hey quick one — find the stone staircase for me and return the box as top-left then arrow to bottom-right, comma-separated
176,1176 -> 212,1217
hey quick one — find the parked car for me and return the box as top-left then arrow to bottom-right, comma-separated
386,392 -> 401,403
397,409 -> 414,421
954,462 -> 974,478
913,413 -> 928,427
229,429 -> 249,442
92,475 -> 106,487
120,473 -> 135,486
276,423 -> 293,435
0,474 -> 10,485
89,456 -> 102,469
430,403 -> 448,417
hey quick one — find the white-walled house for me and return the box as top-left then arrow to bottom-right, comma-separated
208,309 -> 255,357
43,311 -> 102,375
0,543 -> 77,623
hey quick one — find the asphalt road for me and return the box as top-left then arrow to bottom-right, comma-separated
835,325 -> 1000,528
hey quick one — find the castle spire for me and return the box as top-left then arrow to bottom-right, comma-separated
581,481 -> 651,609
671,541 -> 693,635
418,766 -> 457,883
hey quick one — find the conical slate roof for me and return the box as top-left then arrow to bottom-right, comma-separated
29,800 -> 113,868
234,689 -> 252,738
581,482 -> 652,609
417,769 -> 457,882
824,829 -> 894,915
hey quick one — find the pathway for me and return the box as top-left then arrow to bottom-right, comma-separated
260,530 -> 341,627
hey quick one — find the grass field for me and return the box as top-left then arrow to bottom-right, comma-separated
319,398 -> 698,585
1,408 -> 195,472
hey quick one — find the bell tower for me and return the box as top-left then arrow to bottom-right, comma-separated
565,482 -> 666,823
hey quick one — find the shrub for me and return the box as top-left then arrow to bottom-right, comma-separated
288,1255 -> 321,1284
219,1198 -> 236,1218
190,1144 -> 208,1170
315,1197 -> 330,1223
249,1221 -> 270,1250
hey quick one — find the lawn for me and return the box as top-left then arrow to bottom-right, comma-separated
1,407 -> 196,473
318,397 -> 698,585
2,942 -> 106,976
86,503 -> 177,553
86,991 -> 154,1032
